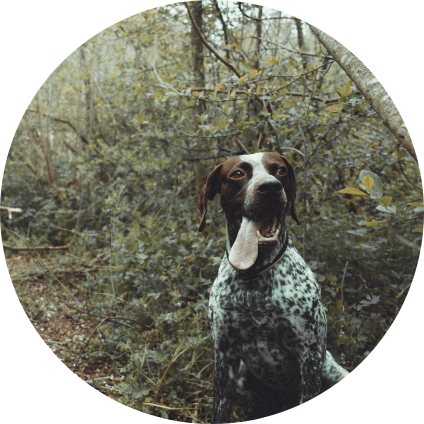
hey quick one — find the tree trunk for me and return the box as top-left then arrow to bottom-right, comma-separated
309,25 -> 416,163
190,1 -> 206,196
294,18 -> 307,70
254,6 -> 262,70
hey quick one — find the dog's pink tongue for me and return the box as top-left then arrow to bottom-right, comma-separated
229,217 -> 262,270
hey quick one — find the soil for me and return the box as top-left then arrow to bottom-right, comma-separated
6,253 -> 124,402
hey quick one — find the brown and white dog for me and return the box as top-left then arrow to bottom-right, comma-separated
198,152 -> 348,423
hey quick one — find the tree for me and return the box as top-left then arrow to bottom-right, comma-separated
309,24 -> 417,162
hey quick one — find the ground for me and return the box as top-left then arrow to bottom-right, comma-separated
6,253 -> 123,402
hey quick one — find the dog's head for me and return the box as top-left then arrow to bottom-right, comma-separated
198,152 -> 299,231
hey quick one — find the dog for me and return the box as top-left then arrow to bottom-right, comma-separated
198,152 -> 348,423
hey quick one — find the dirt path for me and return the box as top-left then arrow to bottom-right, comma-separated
6,253 -> 124,401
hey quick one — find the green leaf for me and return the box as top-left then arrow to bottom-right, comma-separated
376,205 -> 396,214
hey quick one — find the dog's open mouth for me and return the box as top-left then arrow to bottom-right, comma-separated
229,213 -> 282,270
234,213 -> 281,244
257,215 -> 280,245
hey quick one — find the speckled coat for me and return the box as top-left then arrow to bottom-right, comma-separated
199,153 -> 348,423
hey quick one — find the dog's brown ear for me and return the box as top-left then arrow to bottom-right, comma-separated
280,156 -> 300,224
198,164 -> 223,232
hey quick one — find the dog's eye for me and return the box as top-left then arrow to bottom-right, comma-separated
277,166 -> 287,177
231,170 -> 245,180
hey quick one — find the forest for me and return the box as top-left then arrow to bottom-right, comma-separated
1,1 -> 422,422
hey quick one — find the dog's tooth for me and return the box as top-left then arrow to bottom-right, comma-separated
256,230 -> 262,239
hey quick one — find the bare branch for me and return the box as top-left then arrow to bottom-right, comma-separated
237,3 -> 292,22
184,2 -> 242,78
212,0 -> 230,59
26,109 -> 89,144
190,87 -> 338,103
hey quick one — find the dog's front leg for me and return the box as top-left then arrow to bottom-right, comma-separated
298,350 -> 325,404
212,349 -> 240,424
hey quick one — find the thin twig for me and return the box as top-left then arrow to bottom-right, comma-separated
73,316 -> 109,372
396,282 -> 412,298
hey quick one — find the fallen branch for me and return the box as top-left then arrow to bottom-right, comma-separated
3,244 -> 70,251
0,206 -> 22,219
388,228 -> 421,252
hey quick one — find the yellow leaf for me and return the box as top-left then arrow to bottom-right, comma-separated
239,75 -> 247,84
167,73 -> 176,83
285,99 -> 292,108
408,202 -> 424,207
276,114 -> 290,118
220,227 -> 226,235
361,220 -> 380,227
132,223 -> 140,233
267,56 -> 279,65
336,299 -> 344,311
280,88 -> 287,96
215,83 -> 225,90
342,83 -> 352,97
363,175 -> 374,192
145,216 -> 153,229
414,227 -> 423,233
338,188 -> 369,196
250,69 -> 258,79
293,241 -> 303,250
378,197 -> 392,207
326,105 -> 342,114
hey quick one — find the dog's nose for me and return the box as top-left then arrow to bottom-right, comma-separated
257,178 -> 282,193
